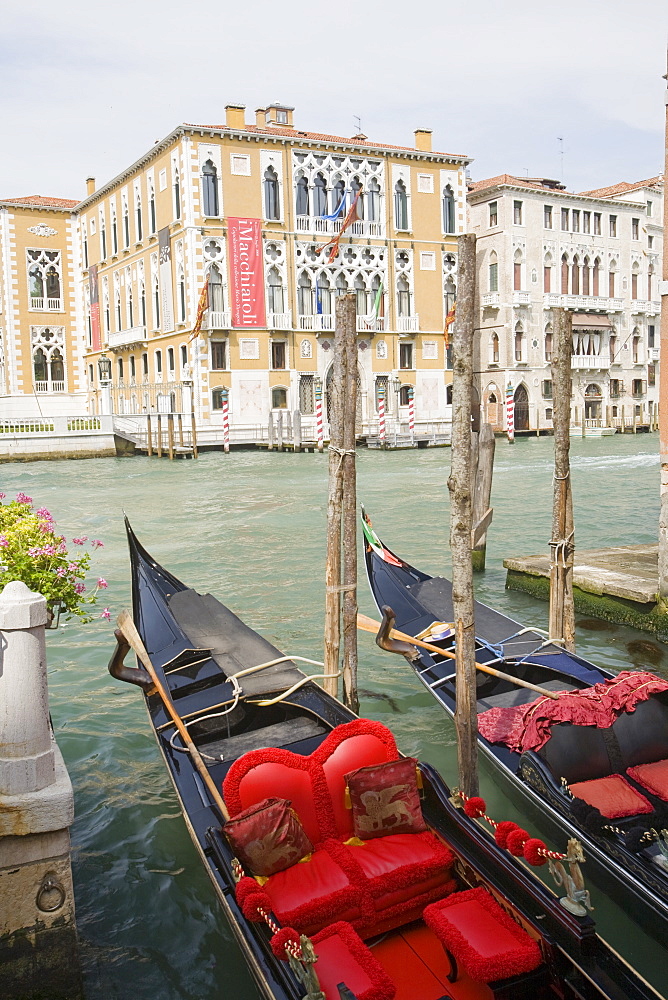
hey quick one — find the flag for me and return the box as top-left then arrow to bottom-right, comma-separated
316,187 -> 363,264
444,299 -> 456,348
188,275 -> 210,342
373,282 -> 384,318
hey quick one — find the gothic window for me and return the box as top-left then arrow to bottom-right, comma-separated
82,223 -> 88,268
544,253 -> 552,293
514,323 -> 524,362
632,330 -> 640,364
397,276 -> 411,316
174,167 -> 181,220
335,273 -> 349,298
264,166 -> 280,220
296,174 -> 309,216
115,287 -> 122,330
333,177 -> 346,214
593,257 -> 600,297
609,261 -> 616,298
153,274 -> 160,327
367,178 -> 380,221
316,274 -> 331,315
631,263 -> 639,300
149,181 -> 156,233
514,250 -> 522,291
561,254 -> 569,294
354,274 -> 368,316
648,264 -> 654,301
168,347 -> 175,376
29,266 -> 43,302
178,266 -> 186,321
442,185 -> 455,233
313,173 -> 328,216
128,287 -> 134,328
27,249 -> 62,309
490,333 -> 500,364
371,274 -> 383,317
571,255 -> 580,295
140,284 -> 146,326
582,256 -> 590,296
267,267 -> 284,313
100,215 -> 107,259
111,204 -> 118,254
394,180 -> 408,230
135,188 -> 142,241
202,160 -> 219,217
351,176 -> 363,219
298,272 -> 314,315
31,327 -> 65,391
209,265 -> 225,312
123,198 -> 130,247
545,325 -> 553,361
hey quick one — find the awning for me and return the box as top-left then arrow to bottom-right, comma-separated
572,313 -> 612,330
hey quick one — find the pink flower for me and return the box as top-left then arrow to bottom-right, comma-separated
28,546 -> 42,557
68,562 -> 78,572
0,492 -> 5,499
97,577 -> 108,589
0,536 -> 8,548
36,507 -> 52,520
91,539 -> 104,549
39,521 -> 54,534
72,536 -> 88,545
58,541 -> 67,553
41,544 -> 56,556
16,492 -> 32,505
100,608 -> 111,621
56,566 -> 67,577
74,582 -> 85,595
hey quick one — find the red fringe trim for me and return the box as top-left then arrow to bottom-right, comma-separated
506,828 -> 530,856
523,838 -> 548,867
311,921 -> 396,1000
464,796 -> 487,818
240,890 -> 271,922
495,821 -> 519,849
235,876 -> 261,906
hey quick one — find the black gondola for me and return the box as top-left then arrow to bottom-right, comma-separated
109,520 -> 663,1000
362,509 -> 668,950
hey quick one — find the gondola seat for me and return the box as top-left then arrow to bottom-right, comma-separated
224,718 -> 456,937
311,921 -> 396,1000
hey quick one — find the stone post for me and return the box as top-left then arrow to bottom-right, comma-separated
0,582 -> 82,999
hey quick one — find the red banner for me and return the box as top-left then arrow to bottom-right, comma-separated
89,265 -> 100,350
228,218 -> 266,328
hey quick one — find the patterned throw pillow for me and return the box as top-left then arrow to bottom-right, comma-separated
224,797 -> 313,877
345,758 -> 427,840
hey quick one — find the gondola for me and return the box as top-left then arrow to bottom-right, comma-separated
109,520 -> 662,1000
362,509 -> 668,949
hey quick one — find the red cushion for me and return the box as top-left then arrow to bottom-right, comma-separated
223,798 -> 313,876
263,846 -> 360,932
229,759 -> 323,845
344,831 -> 454,898
311,921 -> 396,1000
346,758 -> 427,840
570,773 -> 653,819
424,887 -> 543,983
627,759 -> 668,801
323,732 -> 399,839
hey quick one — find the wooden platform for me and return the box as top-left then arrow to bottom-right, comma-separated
504,544 -> 668,636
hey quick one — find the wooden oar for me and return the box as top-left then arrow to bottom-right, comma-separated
117,610 -> 231,820
357,613 -> 559,700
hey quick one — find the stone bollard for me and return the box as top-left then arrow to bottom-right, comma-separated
0,581 -> 82,999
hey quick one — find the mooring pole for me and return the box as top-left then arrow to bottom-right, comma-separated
323,301 -> 346,697
340,295 -> 359,713
660,52 -> 668,612
549,308 -> 576,652
447,233 -> 479,798
471,422 -> 495,572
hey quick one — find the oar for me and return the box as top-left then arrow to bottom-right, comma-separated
357,613 -> 559,700
117,610 -> 231,820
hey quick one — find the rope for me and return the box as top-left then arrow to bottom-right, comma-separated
553,471 -> 570,481
456,789 -> 569,861
326,583 -> 357,593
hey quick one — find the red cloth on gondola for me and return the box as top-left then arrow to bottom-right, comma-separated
477,671 -> 668,753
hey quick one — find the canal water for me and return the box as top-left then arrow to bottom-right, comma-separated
2,433 -> 667,999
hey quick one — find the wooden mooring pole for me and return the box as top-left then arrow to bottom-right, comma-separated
341,295 -> 359,713
549,308 -> 576,652
447,233 -> 479,798
323,302 -> 345,697
660,52 -> 668,612
471,422 -> 495,573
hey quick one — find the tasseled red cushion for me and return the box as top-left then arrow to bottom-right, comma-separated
224,797 -> 313,876
627,759 -> 668,801
424,887 -> 543,983
345,758 -> 426,840
311,921 -> 396,1000
569,774 -> 653,819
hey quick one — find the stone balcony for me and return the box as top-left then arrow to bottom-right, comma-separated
107,325 -> 147,349
204,310 -> 231,329
544,293 -> 623,312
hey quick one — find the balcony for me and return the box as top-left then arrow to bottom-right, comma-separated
543,294 -> 623,312
35,380 -> 65,393
356,316 -> 385,333
298,314 -> 335,332
513,291 -> 531,306
205,310 -> 231,330
107,325 -> 147,349
571,355 -> 606,370
631,299 -> 660,315
295,215 -> 384,238
30,297 -> 62,311
397,315 -> 419,333
267,311 -> 292,330
648,347 -> 660,362
482,292 -> 500,307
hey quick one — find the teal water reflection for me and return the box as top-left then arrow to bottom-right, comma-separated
2,433 -> 666,998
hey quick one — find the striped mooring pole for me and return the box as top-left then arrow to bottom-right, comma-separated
408,386 -> 415,443
222,387 -> 230,453
315,381 -> 324,452
378,384 -> 386,446
506,382 -> 515,444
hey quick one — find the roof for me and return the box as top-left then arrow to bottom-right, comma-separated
0,194 -> 79,209
578,176 -> 662,198
468,174 -> 556,193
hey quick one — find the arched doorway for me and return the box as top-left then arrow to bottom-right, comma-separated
584,383 -> 602,420
514,384 -> 529,431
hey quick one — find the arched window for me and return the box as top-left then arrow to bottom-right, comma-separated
115,288 -> 122,330
316,274 -> 331,316
545,324 -> 553,362
354,275 -> 367,316
332,177 -> 346,215
50,349 -> 64,383
100,215 -> 107,258
29,266 -> 44,302
140,284 -> 146,327
609,260 -> 617,298
593,257 -> 600,297
155,349 -> 163,376
123,200 -> 130,247
168,347 -> 175,376
202,160 -> 219,217
111,205 -> 118,254
296,175 -> 309,216
631,262 -> 639,300
371,274 -> 383,317
561,254 -> 569,294
313,173 -> 328,216
351,177 -> 363,219
394,180 -> 408,230
335,274 -> 349,298
135,189 -> 143,240
648,263 -> 654,301
45,266 -> 60,300
297,272 -> 314,315
513,250 -> 523,291
489,251 -> 498,292
442,185 -> 455,233
367,179 -> 380,222
209,265 -> 225,312
397,277 -> 411,317
128,288 -> 134,328
490,333 -> 500,364
178,267 -> 186,321
267,267 -> 284,313
272,387 -> 288,409
174,167 -> 181,220
514,323 -> 524,362
632,329 -> 641,364
149,182 -> 156,234
543,253 -> 552,293
571,255 -> 580,295
264,166 -> 280,220
153,275 -> 160,327
33,348 -> 47,383
582,256 -> 590,296
117,357 -> 124,381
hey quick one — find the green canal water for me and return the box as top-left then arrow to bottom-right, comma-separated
2,434 -> 667,999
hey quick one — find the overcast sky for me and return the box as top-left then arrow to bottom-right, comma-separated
2,0 -> 666,202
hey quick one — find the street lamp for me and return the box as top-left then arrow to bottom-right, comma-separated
97,352 -> 112,383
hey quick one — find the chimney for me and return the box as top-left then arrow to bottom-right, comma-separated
86,177 -> 96,196
265,103 -> 294,127
255,107 -> 267,127
225,104 -> 246,129
414,128 -> 432,153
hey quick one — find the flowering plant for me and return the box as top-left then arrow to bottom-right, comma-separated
0,492 -> 108,624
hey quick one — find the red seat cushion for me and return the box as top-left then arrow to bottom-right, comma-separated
569,773 -> 653,819
321,726 -> 399,839
627,759 -> 668,801
263,846 -> 361,933
344,831 -> 454,899
424,887 -> 543,983
223,797 -> 313,876
311,921 -> 396,1000
346,759 -> 427,840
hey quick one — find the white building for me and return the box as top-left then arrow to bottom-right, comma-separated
468,174 -> 663,433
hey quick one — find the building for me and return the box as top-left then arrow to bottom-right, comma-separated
468,174 -> 663,434
0,103 -> 470,445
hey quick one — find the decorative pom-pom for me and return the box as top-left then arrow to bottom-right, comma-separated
464,796 -> 487,818
270,927 -> 301,960
625,827 -> 649,854
507,828 -> 530,856
235,877 -> 260,906
523,837 -> 548,866
241,890 -> 271,922
495,820 -> 519,849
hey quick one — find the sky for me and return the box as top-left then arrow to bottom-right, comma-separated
2,0 -> 667,202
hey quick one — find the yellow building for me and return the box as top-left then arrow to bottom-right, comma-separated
2,104 -> 470,444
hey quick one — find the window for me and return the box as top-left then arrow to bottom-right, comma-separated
313,173 -> 328,216
542,380 -> 553,398
211,388 -> 227,410
572,210 -> 580,233
489,261 -> 498,292
178,267 -> 186,322
648,324 -> 655,348
123,198 -> 130,247
648,235 -> 654,249
297,272 -> 313,315
632,332 -> 640,364
211,341 -> 226,370
375,376 -> 389,412
299,375 -> 315,414
111,205 -> 118,254
100,216 -> 107,259
609,268 -> 616,298
647,200 -> 653,217
609,215 -> 617,237
27,248 -> 62,309
264,166 -> 280,220
397,277 -> 411,316
155,350 -> 162,375
420,251 -> 436,270
367,178 -> 380,221
513,257 -> 522,291
583,211 -> 591,234
489,201 -> 498,227
142,352 -> 148,376
399,343 -> 413,369
582,256 -> 590,296
544,327 -> 553,361
130,356 -> 136,379
561,255 -> 569,294
442,185 -> 455,233
571,256 -> 580,295
180,344 -> 187,369
394,180 -> 408,230
296,175 -> 309,216
82,224 -> 88,268
561,208 -> 569,231
514,325 -> 524,362
593,212 -> 601,235
631,270 -> 638,299
609,334 -> 617,363
174,167 -> 181,220
398,385 -> 413,406
632,218 -> 639,240
354,275 -> 368,316
417,173 -> 434,193
135,190 -> 143,241
276,109 -> 288,124
545,408 -> 553,421
231,154 -> 251,175
490,333 -> 499,364
592,257 -> 600,296
648,266 -> 654,301
202,160 -> 219,217
543,263 -> 551,293
610,379 -> 622,398
271,341 -> 286,369
272,387 -> 287,409
649,364 -> 656,387
166,347 -> 175,376
149,183 -> 156,234
632,379 -> 646,397
513,201 -> 522,225
544,205 -> 552,229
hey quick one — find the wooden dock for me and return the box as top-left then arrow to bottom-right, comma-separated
504,543 -> 668,636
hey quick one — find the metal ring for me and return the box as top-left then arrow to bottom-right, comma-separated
36,874 -> 66,913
